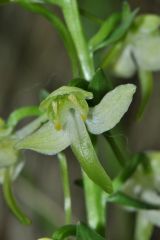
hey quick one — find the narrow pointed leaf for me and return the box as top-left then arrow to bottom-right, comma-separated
88,68 -> 113,105
136,71 -> 153,120
67,111 -> 113,194
86,84 -> 136,135
16,121 -> 70,155
107,191 -> 160,210
122,2 -> 131,20
3,169 -> 31,224
76,223 -> 105,240
95,8 -> 138,51
89,12 -> 121,51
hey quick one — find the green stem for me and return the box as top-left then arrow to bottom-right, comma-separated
61,1 -> 108,234
104,131 -> 128,167
136,70 -> 153,120
134,212 -> 153,240
62,0 -> 94,81
82,171 -> 106,236
58,152 -> 72,224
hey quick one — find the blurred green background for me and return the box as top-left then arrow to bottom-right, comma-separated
0,0 -> 160,239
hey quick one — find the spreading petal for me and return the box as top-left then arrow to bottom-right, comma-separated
16,121 -> 70,155
86,84 -> 136,135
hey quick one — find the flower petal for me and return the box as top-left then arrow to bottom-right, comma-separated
67,111 -> 113,194
86,84 -> 136,135
133,36 -> 160,71
16,121 -> 70,155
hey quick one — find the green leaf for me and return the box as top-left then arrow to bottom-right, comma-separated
136,71 -> 153,120
3,169 -> 31,225
88,68 -> 113,105
86,84 -> 136,135
107,191 -> 160,210
16,121 -> 70,155
68,78 -> 88,90
122,2 -> 132,20
95,8 -> 138,51
52,225 -> 76,240
76,223 -> 105,240
67,111 -> 113,194
7,106 -> 41,130
89,12 -> 121,51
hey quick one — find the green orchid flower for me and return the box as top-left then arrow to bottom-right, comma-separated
0,119 -> 24,182
0,120 -> 30,224
104,14 -> 160,78
0,106 -> 42,224
16,84 -> 136,194
103,14 -> 160,119
123,151 -> 160,230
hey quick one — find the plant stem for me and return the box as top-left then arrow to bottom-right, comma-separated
104,131 -> 128,167
134,212 -> 153,240
58,152 -> 72,224
61,1 -> 108,234
82,171 -> 106,236
62,0 -> 94,81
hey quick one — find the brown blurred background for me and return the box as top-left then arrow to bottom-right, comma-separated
0,0 -> 160,239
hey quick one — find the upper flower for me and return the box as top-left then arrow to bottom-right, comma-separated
104,14 -> 160,78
